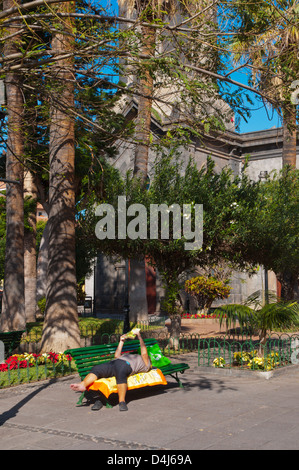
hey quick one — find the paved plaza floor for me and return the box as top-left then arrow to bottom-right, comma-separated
0,352 -> 298,452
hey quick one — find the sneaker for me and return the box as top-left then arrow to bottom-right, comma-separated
91,400 -> 104,411
119,401 -> 128,411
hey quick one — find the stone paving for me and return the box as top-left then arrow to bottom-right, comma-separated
1,351 -> 299,451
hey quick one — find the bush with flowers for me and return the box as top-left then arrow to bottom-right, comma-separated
235,350 -> 281,371
0,352 -> 73,373
181,311 -> 225,319
185,276 -> 232,315
213,357 -> 226,368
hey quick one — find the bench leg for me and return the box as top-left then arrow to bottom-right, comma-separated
76,391 -> 113,408
169,373 -> 184,388
76,392 -> 85,406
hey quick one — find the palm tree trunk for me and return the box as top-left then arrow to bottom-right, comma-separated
36,220 -> 49,304
258,329 -> 267,357
24,170 -> 37,323
282,105 -> 297,167
0,0 -> 25,332
40,2 -> 80,351
133,25 -> 156,186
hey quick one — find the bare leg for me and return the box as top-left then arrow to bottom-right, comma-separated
117,382 -> 127,403
70,373 -> 97,392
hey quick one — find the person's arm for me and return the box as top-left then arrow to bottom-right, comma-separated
137,331 -> 151,368
114,335 -> 126,358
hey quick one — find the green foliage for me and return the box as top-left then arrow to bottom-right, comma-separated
215,291 -> 299,345
231,166 -> 299,281
37,297 -> 46,315
81,151 -> 264,316
161,278 -> 181,316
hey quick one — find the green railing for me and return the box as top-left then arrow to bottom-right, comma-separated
198,335 -> 299,371
19,317 -> 168,352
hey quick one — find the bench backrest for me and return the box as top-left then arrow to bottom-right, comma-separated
0,330 -> 25,357
65,338 -> 158,380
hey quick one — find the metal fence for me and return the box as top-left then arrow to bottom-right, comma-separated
16,317 -> 168,353
198,334 -> 299,371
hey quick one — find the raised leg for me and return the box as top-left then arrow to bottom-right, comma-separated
70,373 -> 98,392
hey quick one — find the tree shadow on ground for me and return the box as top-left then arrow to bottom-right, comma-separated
0,379 -> 59,426
162,375 -> 238,395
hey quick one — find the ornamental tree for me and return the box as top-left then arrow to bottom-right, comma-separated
185,275 -> 232,314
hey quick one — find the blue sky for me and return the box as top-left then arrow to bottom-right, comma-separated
237,102 -> 281,134
229,70 -> 281,133
229,73 -> 282,134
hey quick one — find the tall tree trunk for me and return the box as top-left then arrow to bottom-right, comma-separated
276,270 -> 298,302
131,25 -> 156,322
24,170 -> 37,323
282,106 -> 297,167
133,25 -> 156,186
36,220 -> 49,303
0,0 -> 25,332
40,2 -> 80,351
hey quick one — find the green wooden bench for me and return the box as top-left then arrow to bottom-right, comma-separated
0,330 -> 25,358
65,338 -> 190,407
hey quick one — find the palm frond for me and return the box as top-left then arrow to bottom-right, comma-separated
214,304 -> 255,330
244,289 -> 278,310
257,301 -> 299,332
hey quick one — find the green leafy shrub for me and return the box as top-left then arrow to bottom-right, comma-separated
185,276 -> 232,313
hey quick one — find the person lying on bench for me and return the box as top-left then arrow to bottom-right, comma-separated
70,330 -> 152,411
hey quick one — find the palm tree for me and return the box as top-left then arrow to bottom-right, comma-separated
119,0 -> 159,186
132,25 -> 155,186
215,291 -> 299,355
231,0 -> 299,167
24,170 -> 38,323
40,2 -> 81,352
0,0 -> 26,332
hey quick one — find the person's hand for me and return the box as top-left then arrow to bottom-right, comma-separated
120,334 -> 127,342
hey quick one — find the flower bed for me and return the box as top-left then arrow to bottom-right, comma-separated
0,352 -> 72,372
181,312 -> 220,319
0,352 -> 75,388
213,350 -> 288,371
